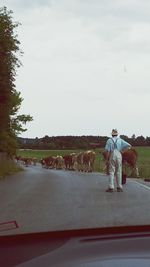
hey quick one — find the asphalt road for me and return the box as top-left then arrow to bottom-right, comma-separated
0,165 -> 150,235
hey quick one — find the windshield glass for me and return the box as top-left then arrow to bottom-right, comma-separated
0,0 -> 150,237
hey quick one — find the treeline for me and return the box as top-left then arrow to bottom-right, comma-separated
17,134 -> 150,150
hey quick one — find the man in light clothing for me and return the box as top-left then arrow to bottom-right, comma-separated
104,129 -> 131,192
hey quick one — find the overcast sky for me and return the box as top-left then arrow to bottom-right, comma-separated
1,0 -> 150,138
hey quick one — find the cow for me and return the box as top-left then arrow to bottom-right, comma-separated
20,157 -> 32,167
54,156 -> 65,169
40,158 -> 46,168
76,152 -> 84,171
70,153 -> 78,171
15,155 -> 21,163
122,148 -> 139,177
75,151 -> 96,172
101,148 -> 139,179
32,157 -> 38,166
63,154 -> 75,170
82,150 -> 96,172
40,156 -> 55,169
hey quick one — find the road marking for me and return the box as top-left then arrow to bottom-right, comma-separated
0,221 -> 19,232
129,179 -> 150,191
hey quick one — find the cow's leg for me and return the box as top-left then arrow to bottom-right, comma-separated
88,161 -> 92,172
135,165 -> 139,177
132,165 -> 139,177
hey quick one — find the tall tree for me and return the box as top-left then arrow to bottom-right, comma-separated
0,7 -> 32,155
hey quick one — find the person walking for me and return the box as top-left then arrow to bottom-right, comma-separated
104,129 -> 131,192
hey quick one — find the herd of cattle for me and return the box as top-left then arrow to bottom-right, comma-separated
15,150 -> 96,173
15,148 -> 139,177
40,150 -> 96,172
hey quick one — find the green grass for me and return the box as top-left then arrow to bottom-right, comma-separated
17,149 -> 82,159
17,147 -> 150,179
134,147 -> 150,179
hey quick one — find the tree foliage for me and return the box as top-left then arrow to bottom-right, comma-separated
18,135 -> 150,150
0,7 -> 33,155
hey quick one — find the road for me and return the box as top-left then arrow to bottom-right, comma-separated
0,165 -> 150,235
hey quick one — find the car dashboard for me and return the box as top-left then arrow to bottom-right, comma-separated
1,225 -> 150,267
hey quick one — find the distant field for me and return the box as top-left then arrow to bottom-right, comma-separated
17,147 -> 150,178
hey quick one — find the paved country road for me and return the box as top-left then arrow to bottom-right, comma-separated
0,165 -> 150,236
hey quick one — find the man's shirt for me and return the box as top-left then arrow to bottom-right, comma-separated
105,136 -> 131,152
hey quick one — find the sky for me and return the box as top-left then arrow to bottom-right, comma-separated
1,0 -> 150,138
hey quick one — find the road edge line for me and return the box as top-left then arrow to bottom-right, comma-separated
128,179 -> 150,190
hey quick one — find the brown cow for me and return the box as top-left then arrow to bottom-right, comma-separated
20,157 -> 32,167
101,148 -> 139,178
63,154 -> 77,170
70,153 -> 78,170
76,152 -> 84,171
15,156 -> 21,162
54,156 -> 65,169
63,155 -> 71,170
122,148 -> 139,177
82,150 -> 96,172
40,156 -> 55,169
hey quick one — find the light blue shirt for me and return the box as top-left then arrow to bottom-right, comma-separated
105,136 -> 131,152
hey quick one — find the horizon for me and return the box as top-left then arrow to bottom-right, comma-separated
18,133 -> 148,139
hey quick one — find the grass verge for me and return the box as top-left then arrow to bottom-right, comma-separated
0,160 -> 23,178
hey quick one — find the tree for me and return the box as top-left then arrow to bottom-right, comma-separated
0,7 -> 33,156
131,134 -> 136,140
135,135 -> 146,146
42,135 -> 50,143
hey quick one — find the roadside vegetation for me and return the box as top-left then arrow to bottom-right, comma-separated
17,146 -> 150,179
0,7 -> 32,177
135,147 -> 150,179
0,160 -> 22,178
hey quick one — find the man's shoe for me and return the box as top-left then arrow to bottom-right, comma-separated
106,188 -> 114,192
117,187 -> 123,192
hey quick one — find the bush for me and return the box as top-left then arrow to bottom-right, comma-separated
0,160 -> 22,178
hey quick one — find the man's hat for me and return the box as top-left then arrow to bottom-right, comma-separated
111,129 -> 118,136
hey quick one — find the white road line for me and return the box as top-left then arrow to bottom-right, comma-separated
128,179 -> 150,190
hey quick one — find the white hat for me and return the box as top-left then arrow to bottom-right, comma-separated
111,129 -> 118,136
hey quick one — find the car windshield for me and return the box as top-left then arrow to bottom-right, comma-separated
0,0 -> 150,237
